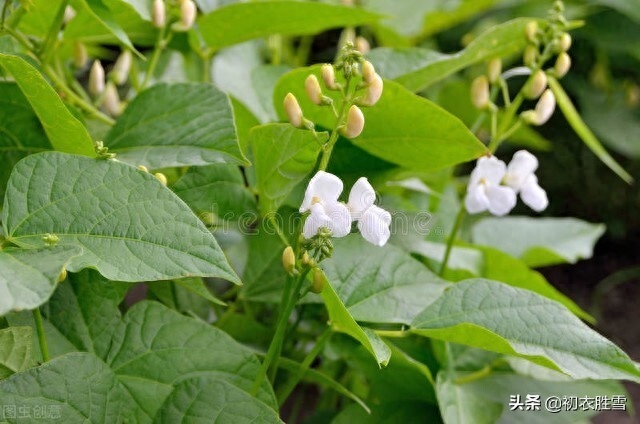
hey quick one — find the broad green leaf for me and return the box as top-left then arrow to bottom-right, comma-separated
250,124 -> 324,215
198,1 -> 381,50
172,164 -> 256,222
274,70 -> 488,170
154,376 -> 282,423
0,327 -> 35,379
0,246 -> 80,316
398,238 -> 484,275
240,225 -> 287,303
319,270 -> 392,366
367,19 -> 533,92
105,83 -> 246,169
548,76 -> 633,183
471,217 -> 606,268
436,370 -> 502,424
412,279 -> 640,383
17,0 -> 64,38
0,352 -> 138,422
174,277 -> 225,307
122,0 -> 151,20
322,236 -> 450,325
3,152 -> 240,283
231,96 -> 260,155
0,54 -> 94,156
0,83 -> 50,204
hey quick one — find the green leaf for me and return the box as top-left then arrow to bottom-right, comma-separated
0,327 -> 35,379
250,124 -> 324,215
411,279 -> 640,382
0,352 -> 138,422
241,226 -> 287,303
548,76 -> 633,183
174,277 -> 225,307
153,376 -> 283,423
274,70 -> 488,170
319,270 -> 391,366
172,164 -> 256,222
198,1 -> 381,50
471,216 -> 606,268
105,83 -> 247,169
436,370 -> 502,424
3,152 -> 240,283
322,236 -> 450,325
0,246 -> 80,316
0,54 -> 94,156
367,19 -> 533,92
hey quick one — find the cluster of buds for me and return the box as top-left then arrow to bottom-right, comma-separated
281,246 -> 325,294
152,0 -> 197,31
88,50 -> 132,117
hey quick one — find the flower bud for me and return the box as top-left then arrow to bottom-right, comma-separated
282,246 -> 296,274
154,172 -> 168,185
152,0 -> 166,28
355,36 -> 370,54
342,105 -> 365,138
525,20 -> 538,42
63,6 -> 76,24
361,73 -> 383,106
305,74 -> 323,105
558,32 -> 572,52
522,89 -> 555,126
89,60 -> 105,96
57,268 -> 67,283
321,64 -> 337,89
523,45 -> 538,67
487,58 -> 502,84
283,93 -> 303,128
73,42 -> 88,68
112,50 -> 132,85
361,60 -> 376,84
311,268 -> 325,294
102,82 -> 122,117
301,251 -> 310,266
180,0 -> 197,30
554,52 -> 571,78
525,70 -> 547,99
470,76 -> 490,109
137,165 -> 149,173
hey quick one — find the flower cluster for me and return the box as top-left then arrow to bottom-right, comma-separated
300,171 -> 391,247
465,150 -> 548,216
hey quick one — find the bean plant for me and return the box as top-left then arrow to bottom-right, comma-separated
0,0 -> 637,423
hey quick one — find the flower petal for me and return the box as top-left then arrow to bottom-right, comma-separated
470,156 -> 507,186
485,185 -> 516,216
465,184 -> 489,214
302,203 -> 333,238
520,175 -> 548,212
324,201 -> 352,237
358,205 -> 391,246
505,150 -> 538,190
300,171 -> 344,212
348,177 -> 376,218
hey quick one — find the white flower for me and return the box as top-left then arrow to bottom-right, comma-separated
504,150 -> 548,212
300,171 -> 352,239
348,178 -> 391,246
465,156 -> 516,216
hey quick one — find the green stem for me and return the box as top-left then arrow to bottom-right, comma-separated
318,79 -> 351,171
141,27 -> 171,90
439,207 -> 465,277
375,329 -> 409,338
454,365 -> 492,384
296,35 -> 313,67
268,214 -> 290,246
277,327 -> 332,406
39,0 -> 67,64
32,308 -> 50,362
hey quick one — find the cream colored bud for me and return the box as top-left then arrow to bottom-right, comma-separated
137,165 -> 149,173
63,6 -> 76,24
470,76 -> 490,109
525,70 -> 547,99
152,0 -> 166,28
321,64 -> 337,89
522,89 -> 555,125
487,58 -> 502,84
73,42 -> 88,68
342,105 -> 365,138
284,93 -> 303,128
301,251 -> 310,266
558,33 -> 572,52
282,246 -> 296,274
523,45 -> 538,67
355,36 -> 370,54
555,52 -> 571,78
102,82 -> 122,117
305,74 -> 323,105
89,60 -> 105,96
180,0 -> 197,30
361,73 -> 383,106
311,268 -> 325,294
154,172 -> 168,185
525,21 -> 538,42
112,50 -> 132,85
361,60 -> 376,84
57,268 -> 67,283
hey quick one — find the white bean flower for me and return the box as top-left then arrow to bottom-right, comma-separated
465,156 -> 517,216
504,150 -> 548,212
348,177 -> 391,246
300,171 -> 352,239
